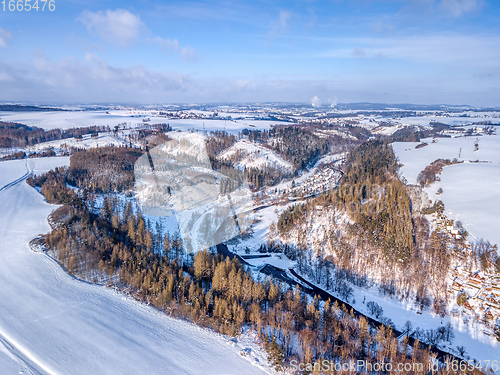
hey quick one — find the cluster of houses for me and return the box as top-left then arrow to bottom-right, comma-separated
425,199 -> 500,335
289,166 -> 342,198
304,115 -> 361,127
449,268 -> 500,334
434,216 -> 465,242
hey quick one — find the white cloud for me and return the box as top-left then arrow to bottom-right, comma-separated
0,43 -> 499,106
438,0 -> 484,17
150,37 -> 198,62
278,10 -> 291,29
0,28 -> 12,48
0,54 -> 195,103
270,10 -> 291,35
77,9 -> 144,48
319,34 -> 500,67
1,56 -> 499,105
77,9 -> 197,59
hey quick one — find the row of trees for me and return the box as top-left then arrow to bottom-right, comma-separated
417,159 -> 461,187
0,121 -> 108,148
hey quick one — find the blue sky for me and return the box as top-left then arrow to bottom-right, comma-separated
1,0 -> 499,105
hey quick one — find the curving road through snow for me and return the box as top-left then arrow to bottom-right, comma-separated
0,158 -> 268,375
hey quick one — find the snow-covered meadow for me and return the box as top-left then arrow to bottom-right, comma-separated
393,130 -> 500,247
362,111 -> 500,128
0,110 -> 284,134
0,158 -> 271,375
28,134 -> 129,152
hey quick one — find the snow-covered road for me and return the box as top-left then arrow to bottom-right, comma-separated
0,158 -> 268,375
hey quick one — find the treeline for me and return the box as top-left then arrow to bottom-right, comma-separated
417,159 -> 461,187
206,130 -> 237,159
0,121 -> 108,148
27,146 -> 143,200
204,131 -> 251,194
133,123 -> 172,149
1,149 -> 62,161
1,150 -> 26,160
45,198 -> 185,285
66,147 -> 143,193
387,123 -> 452,143
205,131 -> 247,193
0,104 -> 64,112
340,124 -> 372,140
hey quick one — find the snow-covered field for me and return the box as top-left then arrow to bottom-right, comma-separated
0,110 -> 129,130
426,163 -> 500,246
391,114 -> 497,127
393,131 -> 500,246
0,110 -> 284,134
168,118 -> 281,134
393,134 -> 500,185
28,134 -> 128,152
0,158 -> 270,375
365,112 -> 500,128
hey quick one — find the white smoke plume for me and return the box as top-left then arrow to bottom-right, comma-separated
311,96 -> 321,108
329,96 -> 338,108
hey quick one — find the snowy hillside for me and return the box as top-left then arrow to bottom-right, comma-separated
0,158 -> 270,375
218,140 -> 294,172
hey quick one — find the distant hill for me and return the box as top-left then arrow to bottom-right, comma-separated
0,104 -> 65,112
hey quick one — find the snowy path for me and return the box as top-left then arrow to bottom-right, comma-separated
0,158 -> 268,375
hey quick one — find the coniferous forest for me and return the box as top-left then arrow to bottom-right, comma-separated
25,141 -> 484,374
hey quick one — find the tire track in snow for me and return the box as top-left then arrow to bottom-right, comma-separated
0,160 -> 56,374
0,161 -> 32,193
0,328 -> 58,375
